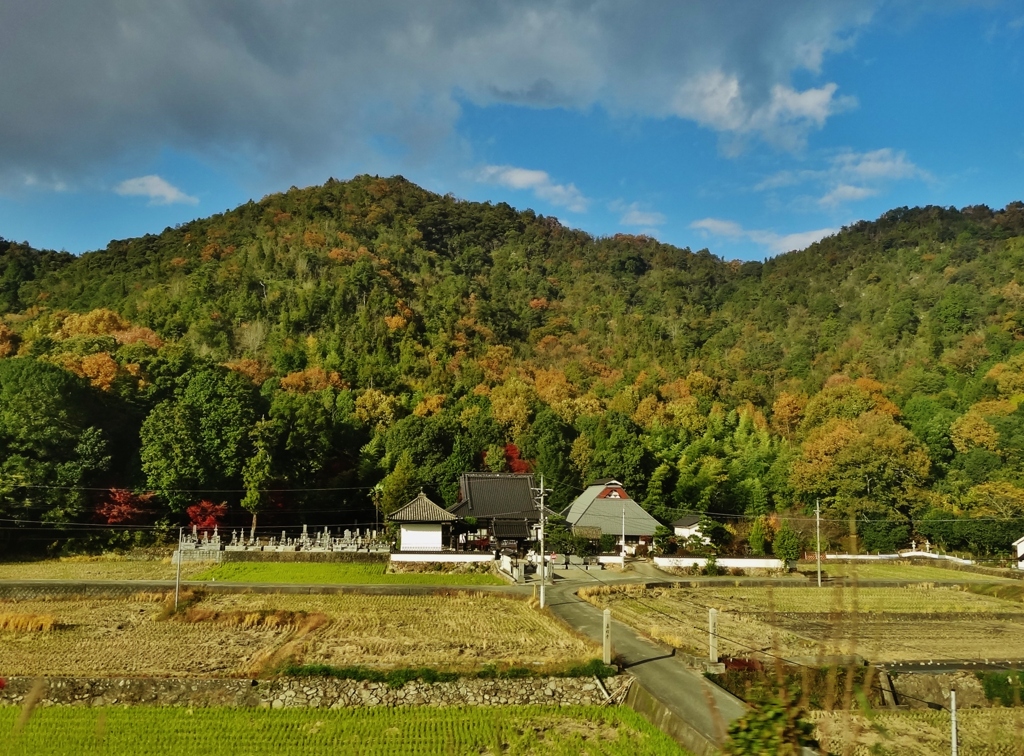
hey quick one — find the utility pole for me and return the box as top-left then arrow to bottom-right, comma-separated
816,498 -> 822,588
174,526 -> 183,611
621,501 -> 626,567
533,475 -> 551,609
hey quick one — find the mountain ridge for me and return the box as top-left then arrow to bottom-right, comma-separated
2,174 -> 1024,558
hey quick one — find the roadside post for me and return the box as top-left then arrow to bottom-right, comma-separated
709,608 -> 718,663
174,526 -> 182,611
603,608 -> 612,665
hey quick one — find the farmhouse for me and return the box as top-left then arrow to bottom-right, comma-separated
389,490 -> 457,552
1015,534 -> 1024,569
672,514 -> 709,544
562,479 -> 660,551
449,473 -> 542,549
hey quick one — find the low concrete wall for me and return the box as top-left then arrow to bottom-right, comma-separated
172,548 -> 222,564
654,557 -> 788,570
824,552 -> 973,565
390,553 -> 494,563
0,675 -> 625,710
624,678 -> 721,756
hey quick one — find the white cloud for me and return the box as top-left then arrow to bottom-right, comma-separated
832,148 -> 927,182
691,217 -> 746,238
613,201 -> 666,227
114,175 -> 198,205
476,165 -> 588,212
819,183 -> 875,207
671,72 -> 856,150
755,147 -> 930,207
0,2 -> 880,188
691,217 -> 836,256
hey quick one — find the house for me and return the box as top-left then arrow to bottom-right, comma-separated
1014,535 -> 1024,569
389,490 -> 457,552
562,480 -> 661,550
448,473 -> 542,548
672,514 -> 708,544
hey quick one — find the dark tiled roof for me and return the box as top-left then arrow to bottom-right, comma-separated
492,519 -> 531,539
390,491 -> 457,523
450,473 -> 538,520
672,514 -> 701,528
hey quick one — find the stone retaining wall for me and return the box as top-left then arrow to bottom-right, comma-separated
0,675 -> 625,710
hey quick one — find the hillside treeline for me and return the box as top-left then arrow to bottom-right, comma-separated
2,175 -> 1024,556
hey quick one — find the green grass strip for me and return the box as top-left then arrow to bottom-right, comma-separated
279,658 -> 618,687
2,705 -> 690,755
192,562 -> 504,585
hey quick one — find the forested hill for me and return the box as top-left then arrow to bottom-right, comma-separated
3,174 -> 1024,557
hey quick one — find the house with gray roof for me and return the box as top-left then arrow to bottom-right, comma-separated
449,473 -> 545,547
562,480 -> 661,549
389,490 -> 457,552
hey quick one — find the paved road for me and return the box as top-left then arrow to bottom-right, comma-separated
543,579 -> 745,752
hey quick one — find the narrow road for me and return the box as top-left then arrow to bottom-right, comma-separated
544,580 -> 745,752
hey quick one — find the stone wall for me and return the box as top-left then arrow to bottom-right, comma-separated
0,675 -> 626,710
890,671 -> 989,709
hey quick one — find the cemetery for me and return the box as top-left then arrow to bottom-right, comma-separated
173,524 -> 389,564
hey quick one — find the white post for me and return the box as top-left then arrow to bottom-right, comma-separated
709,608 -> 718,663
538,475 -> 547,609
603,608 -> 612,665
816,498 -> 822,588
174,526 -> 182,611
950,688 -> 958,756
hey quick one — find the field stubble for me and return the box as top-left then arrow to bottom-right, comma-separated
579,584 -> 1024,663
0,591 -> 597,677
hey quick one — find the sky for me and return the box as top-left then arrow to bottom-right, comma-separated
0,1 -> 1022,261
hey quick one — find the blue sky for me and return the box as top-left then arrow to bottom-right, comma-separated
1,1 -> 1022,261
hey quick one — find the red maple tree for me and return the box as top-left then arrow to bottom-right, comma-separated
96,489 -> 153,525
186,500 -> 227,529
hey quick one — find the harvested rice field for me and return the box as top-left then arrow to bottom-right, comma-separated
810,707 -> 1024,755
818,562 -> 1021,583
580,584 -> 1024,664
0,557 -> 205,582
0,591 -> 596,677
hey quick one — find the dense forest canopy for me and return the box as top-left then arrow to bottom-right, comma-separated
3,174 -> 1024,556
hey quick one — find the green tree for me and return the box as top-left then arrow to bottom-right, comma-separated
748,516 -> 769,556
0,359 -> 112,531
241,418 -> 276,540
772,522 -> 802,562
140,367 -> 259,511
380,451 -> 421,517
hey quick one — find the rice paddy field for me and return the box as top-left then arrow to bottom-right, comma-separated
810,708 -> 1024,755
818,562 -> 1022,583
192,562 -> 505,585
580,584 -> 1024,663
1,706 -> 690,756
0,591 -> 597,676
